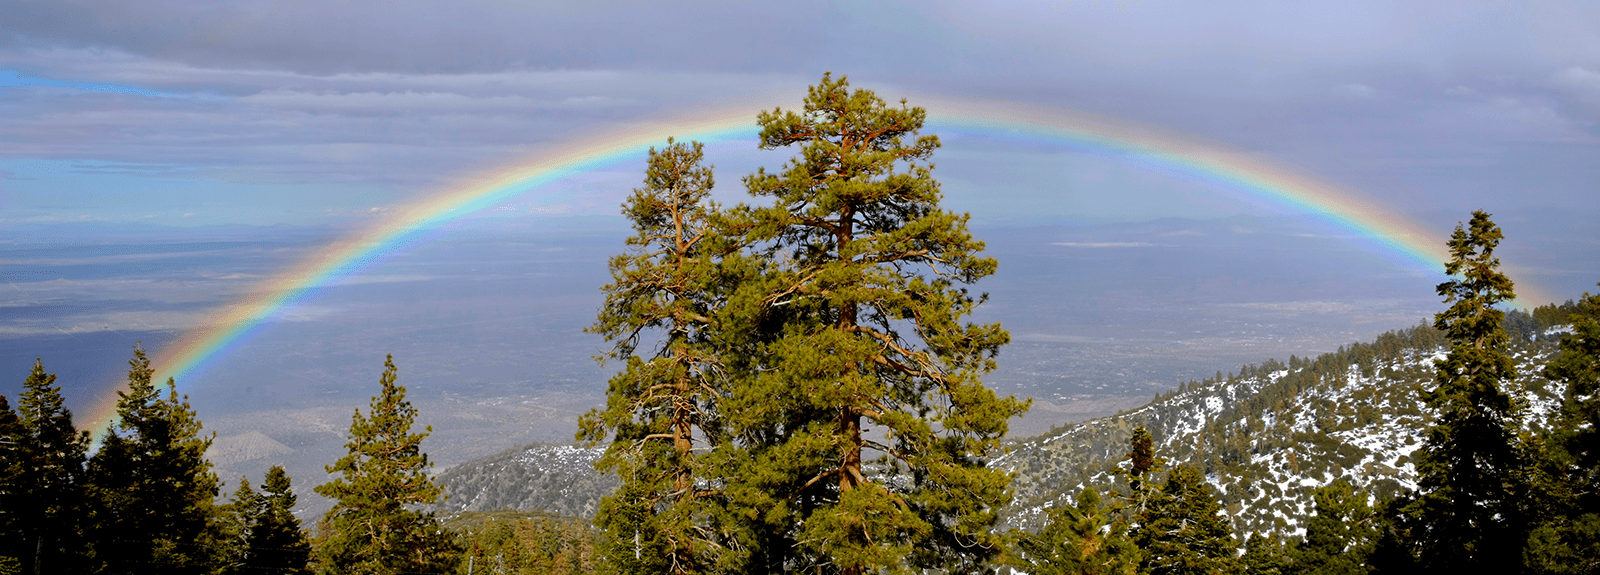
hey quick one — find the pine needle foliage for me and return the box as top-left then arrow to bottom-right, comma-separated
1525,286 -> 1600,573
1402,210 -> 1526,569
1010,487 -> 1140,575
6,360 -> 91,574
580,139 -> 745,574
314,355 -> 458,575
244,466 -> 313,575
1132,465 -> 1243,575
728,73 -> 1029,574
87,346 -> 223,575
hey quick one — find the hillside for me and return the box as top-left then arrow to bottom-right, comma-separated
430,443 -> 616,518
435,319 -> 1573,540
996,323 -> 1566,537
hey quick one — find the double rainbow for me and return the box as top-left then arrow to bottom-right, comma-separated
82,93 -> 1557,435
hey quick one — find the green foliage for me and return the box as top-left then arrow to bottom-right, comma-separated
1401,210 -> 1526,569
87,346 -> 223,574
6,360 -> 92,574
1133,465 -> 1242,575
1525,285 -> 1600,574
1292,480 -> 1375,575
453,511 -> 599,575
0,395 -> 23,569
1242,533 -> 1289,575
722,72 -> 1028,574
314,355 -> 459,575
1124,425 -> 1163,506
1010,487 -> 1140,575
218,475 -> 264,570
239,466 -> 312,575
579,139 -> 744,574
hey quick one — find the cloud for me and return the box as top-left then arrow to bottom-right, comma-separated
1051,242 -> 1157,248
1334,83 -> 1378,99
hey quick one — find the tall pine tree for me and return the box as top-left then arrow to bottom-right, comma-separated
727,73 -> 1028,573
14,360 -> 91,575
314,355 -> 458,575
580,139 -> 746,574
1402,210 -> 1525,570
86,346 -> 224,575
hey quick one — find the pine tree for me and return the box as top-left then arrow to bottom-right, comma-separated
1524,285 -> 1600,573
314,355 -> 458,575
219,475 -> 263,572
0,395 -> 26,570
1401,210 -> 1525,570
1123,425 -> 1164,515
1241,532 -> 1289,575
1133,465 -> 1242,575
1010,487 -> 1140,575
727,73 -> 1029,573
247,466 -> 312,575
86,346 -> 224,575
579,139 -> 744,574
13,359 -> 91,575
1291,480 -> 1375,575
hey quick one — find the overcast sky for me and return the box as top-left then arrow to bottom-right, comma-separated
1,0 -> 1596,229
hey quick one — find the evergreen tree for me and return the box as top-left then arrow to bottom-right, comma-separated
1290,480 -> 1374,575
1401,210 -> 1525,570
1123,425 -> 1164,515
727,73 -> 1029,573
579,139 -> 744,574
14,359 -> 91,575
1525,285 -> 1600,573
1010,487 -> 1140,575
86,346 -> 224,575
247,466 -> 312,575
1133,465 -> 1242,575
219,475 -> 263,572
1241,532 -> 1289,575
314,355 -> 458,575
0,395 -> 25,570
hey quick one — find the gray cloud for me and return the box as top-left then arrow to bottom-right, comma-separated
0,0 -> 1595,224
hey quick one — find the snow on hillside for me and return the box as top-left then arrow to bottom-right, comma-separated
995,340 -> 1563,538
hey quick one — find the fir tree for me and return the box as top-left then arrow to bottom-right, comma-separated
314,355 -> 458,575
0,395 -> 25,570
1123,425 -> 1165,514
579,139 -> 744,574
1010,487 -> 1140,575
1241,532 -> 1289,575
14,359 -> 91,575
728,73 -> 1029,573
1291,480 -> 1375,575
1401,210 -> 1525,570
1525,285 -> 1600,573
1133,465 -> 1242,575
247,466 -> 312,575
86,346 -> 224,575
219,475 -> 263,572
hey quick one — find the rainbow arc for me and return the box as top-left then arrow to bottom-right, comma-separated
81,94 -> 1557,435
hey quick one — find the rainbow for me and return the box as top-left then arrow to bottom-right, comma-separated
82,92 -> 1558,435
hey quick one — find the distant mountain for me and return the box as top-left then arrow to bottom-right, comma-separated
434,322 -> 1572,540
431,442 -> 614,518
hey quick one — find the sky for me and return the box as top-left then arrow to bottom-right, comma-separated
2,1 -> 1599,471
1,0 -> 1596,227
